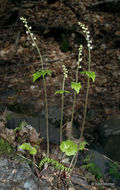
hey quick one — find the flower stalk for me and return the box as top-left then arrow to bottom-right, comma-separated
20,17 -> 50,157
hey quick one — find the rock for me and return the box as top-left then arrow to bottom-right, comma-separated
0,103 -> 6,112
6,106 -> 64,145
97,118 -> 120,162
86,109 -> 96,121
77,149 -> 120,188
0,157 -> 90,190
1,89 -> 17,99
0,157 -> 47,190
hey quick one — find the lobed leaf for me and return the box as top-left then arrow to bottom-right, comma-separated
71,82 -> 82,94
60,140 -> 79,156
33,70 -> 52,82
19,143 -> 37,155
81,71 -> 96,82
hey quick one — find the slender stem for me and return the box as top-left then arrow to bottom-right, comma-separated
70,91 -> 76,139
30,32 -> 49,157
43,77 -> 49,157
70,66 -> 79,139
80,48 -> 91,140
70,48 -> 91,169
21,18 -> 49,157
60,78 -> 65,144
69,154 -> 76,169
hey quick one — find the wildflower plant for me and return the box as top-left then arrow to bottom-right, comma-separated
78,22 -> 96,141
19,17 -> 96,174
20,17 -> 51,157
55,65 -> 70,144
70,44 -> 83,139
66,22 -> 96,168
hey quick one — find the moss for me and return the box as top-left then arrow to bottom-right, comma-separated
0,138 -> 14,155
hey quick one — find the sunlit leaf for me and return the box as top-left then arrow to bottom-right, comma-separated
33,70 -> 52,82
81,71 -> 96,82
29,147 -> 37,155
55,90 -> 71,95
71,82 -> 82,94
19,143 -> 37,155
60,140 -> 79,156
19,143 -> 31,150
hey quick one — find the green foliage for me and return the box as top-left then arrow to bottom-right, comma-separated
0,138 -> 13,155
60,140 -> 88,156
79,141 -> 88,150
81,71 -> 96,82
71,82 -> 82,94
19,143 -> 37,155
60,140 -> 79,156
33,70 -> 52,82
39,157 -> 72,172
81,155 -> 103,180
108,162 -> 120,181
14,120 -> 27,132
55,90 -> 71,95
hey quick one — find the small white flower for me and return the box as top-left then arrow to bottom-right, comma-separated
26,31 -> 29,34
32,43 -> 35,46
29,26 -> 32,30
34,36 -> 36,40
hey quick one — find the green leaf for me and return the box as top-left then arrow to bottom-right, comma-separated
55,90 -> 71,95
81,71 -> 96,82
14,120 -> 27,132
19,143 -> 31,150
33,70 -> 52,82
19,143 -> 37,155
71,82 -> 81,94
29,147 -> 37,155
60,140 -> 79,156
79,141 -> 88,150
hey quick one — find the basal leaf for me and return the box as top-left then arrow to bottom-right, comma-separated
71,82 -> 81,94
81,71 -> 96,82
60,140 -> 79,156
19,143 -> 31,150
19,143 -> 37,155
33,70 -> 52,82
55,90 -> 71,95
29,147 -> 37,155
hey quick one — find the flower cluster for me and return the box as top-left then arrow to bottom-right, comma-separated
78,22 -> 92,50
77,44 -> 83,69
20,17 -> 36,47
62,65 -> 68,79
